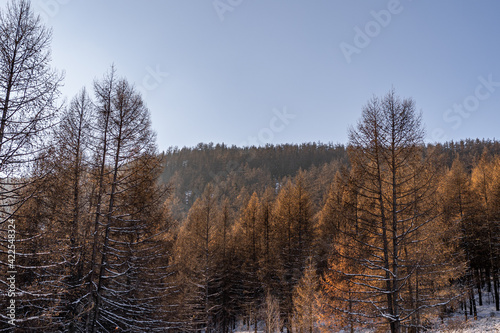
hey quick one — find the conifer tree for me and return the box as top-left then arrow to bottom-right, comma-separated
0,0 -> 62,329
55,89 -> 93,331
234,192 -> 264,332
272,173 -> 313,332
175,184 -> 223,332
440,156 -> 478,319
263,291 -> 281,333
85,73 -> 172,332
292,258 -> 319,333
470,151 -> 500,311
325,90 -> 460,332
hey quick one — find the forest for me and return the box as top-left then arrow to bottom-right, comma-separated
0,0 -> 499,332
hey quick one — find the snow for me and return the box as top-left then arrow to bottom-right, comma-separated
231,298 -> 500,333
430,316 -> 499,333
429,298 -> 500,333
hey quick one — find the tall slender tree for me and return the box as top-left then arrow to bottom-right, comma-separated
234,192 -> 264,332
0,0 -> 62,329
272,173 -> 313,332
0,0 -> 62,213
440,156 -> 478,320
175,184 -> 223,332
85,67 -> 116,331
292,258 -> 319,333
86,74 -> 171,332
470,151 -> 500,311
55,88 -> 93,331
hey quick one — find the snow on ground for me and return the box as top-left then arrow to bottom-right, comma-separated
429,299 -> 500,333
429,316 -> 499,333
233,320 -> 265,333
232,299 -> 500,332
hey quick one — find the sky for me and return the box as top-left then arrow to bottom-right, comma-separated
25,0 -> 500,151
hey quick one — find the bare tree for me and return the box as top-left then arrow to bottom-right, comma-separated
0,0 -> 62,210
84,72 -> 172,332
328,90 -> 460,333
263,291 -> 281,333
0,0 -> 62,329
85,67 -> 116,331
53,88 -> 93,331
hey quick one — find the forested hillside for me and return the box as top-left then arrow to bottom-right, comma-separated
160,139 -> 500,220
161,142 -> 348,220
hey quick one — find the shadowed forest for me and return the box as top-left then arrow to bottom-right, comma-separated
0,1 -> 499,332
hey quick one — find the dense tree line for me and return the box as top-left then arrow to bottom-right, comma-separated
161,142 -> 348,218
161,139 -> 500,219
0,1 -> 499,332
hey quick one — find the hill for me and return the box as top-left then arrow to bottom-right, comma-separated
160,139 -> 500,219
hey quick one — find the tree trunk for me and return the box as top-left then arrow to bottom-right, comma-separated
494,270 -> 500,311
477,269 -> 483,306
91,108 -> 123,333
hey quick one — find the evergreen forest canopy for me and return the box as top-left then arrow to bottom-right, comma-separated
0,1 -> 499,332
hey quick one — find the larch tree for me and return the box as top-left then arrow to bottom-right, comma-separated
263,290 -> 281,333
3,91 -> 91,330
272,172 -> 313,332
218,197 -> 238,333
0,0 -> 62,217
258,187 -> 279,297
85,67 -> 116,330
440,156 -> 479,320
487,157 -> 500,311
272,179 -> 297,330
10,154 -> 69,331
233,192 -> 262,332
292,258 -> 319,333
54,88 -> 93,331
0,0 -> 62,329
319,242 -> 366,333
315,170 -> 348,275
334,90 -> 459,333
317,167 -> 368,332
174,184 -> 223,332
104,150 -> 174,331
470,151 -> 500,312
85,74 -> 172,332
0,0 -> 62,176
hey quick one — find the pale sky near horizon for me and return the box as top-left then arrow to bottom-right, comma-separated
25,0 -> 500,151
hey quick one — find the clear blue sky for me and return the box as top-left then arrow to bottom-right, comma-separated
29,0 -> 500,151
